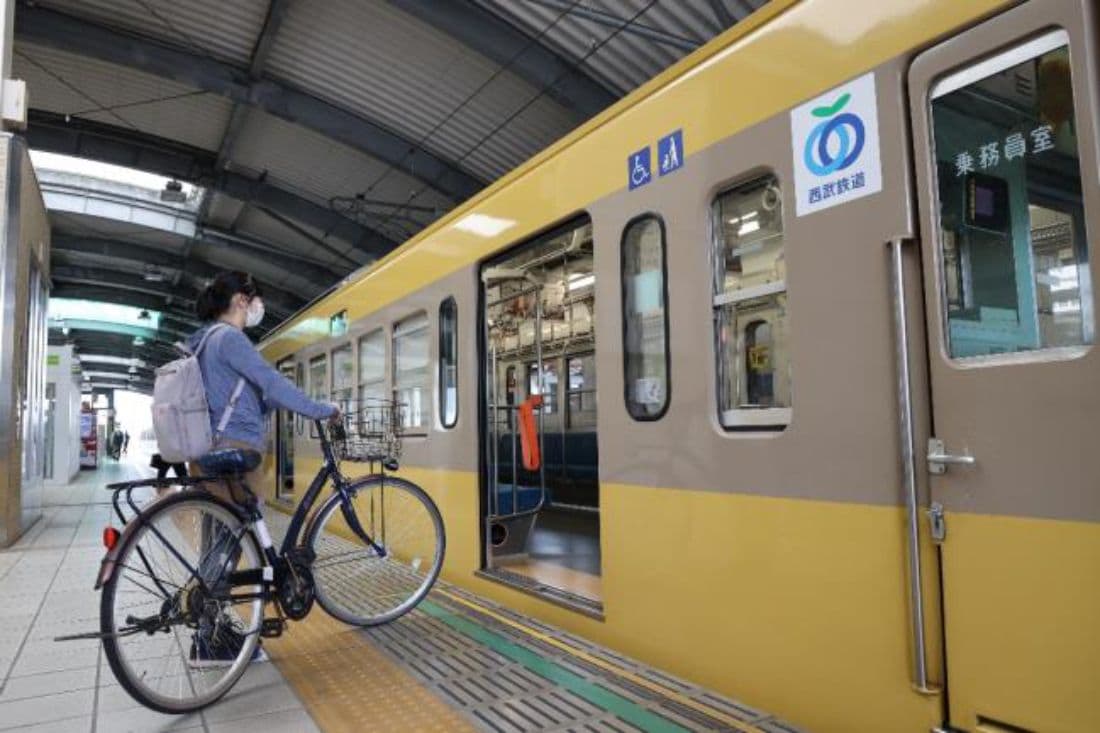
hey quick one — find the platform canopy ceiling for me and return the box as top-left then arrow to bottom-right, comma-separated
23,0 -> 766,386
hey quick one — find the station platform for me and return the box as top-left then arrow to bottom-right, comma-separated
0,455 -> 804,733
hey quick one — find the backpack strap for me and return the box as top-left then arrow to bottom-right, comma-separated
214,377 -> 247,442
192,323 -> 247,443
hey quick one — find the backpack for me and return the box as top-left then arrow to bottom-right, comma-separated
151,323 -> 246,464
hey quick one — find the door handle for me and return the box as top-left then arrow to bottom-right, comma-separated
927,438 -> 975,474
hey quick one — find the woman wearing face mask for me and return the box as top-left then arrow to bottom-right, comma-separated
187,271 -> 339,503
184,271 -> 338,667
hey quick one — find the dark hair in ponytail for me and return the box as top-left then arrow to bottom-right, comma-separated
195,271 -> 262,321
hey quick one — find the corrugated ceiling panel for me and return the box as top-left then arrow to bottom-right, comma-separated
474,0 -> 761,95
266,0 -> 580,181
16,41 -> 232,151
189,240 -> 326,300
37,0 -> 266,66
229,108 -> 453,241
232,206 -> 369,271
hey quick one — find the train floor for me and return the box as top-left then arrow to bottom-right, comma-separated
0,452 -> 805,733
501,507 -> 603,603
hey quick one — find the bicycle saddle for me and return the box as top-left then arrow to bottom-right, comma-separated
197,448 -> 262,476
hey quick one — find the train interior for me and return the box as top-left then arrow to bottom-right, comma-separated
480,217 -> 602,610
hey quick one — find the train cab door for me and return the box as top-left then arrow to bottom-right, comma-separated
909,3 -> 1100,731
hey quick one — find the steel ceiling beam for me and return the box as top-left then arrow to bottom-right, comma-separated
16,4 -> 484,203
26,110 -> 388,259
50,235 -> 310,315
385,0 -> 616,117
51,261 -> 299,320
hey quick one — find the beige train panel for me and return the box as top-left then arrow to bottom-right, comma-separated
593,57 -> 925,508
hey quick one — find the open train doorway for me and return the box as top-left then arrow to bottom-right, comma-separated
480,216 -> 602,612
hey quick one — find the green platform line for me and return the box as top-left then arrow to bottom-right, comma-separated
419,600 -> 690,733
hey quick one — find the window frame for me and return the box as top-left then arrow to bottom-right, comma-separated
438,296 -> 459,429
393,311 -> 431,434
927,28 -> 1095,367
307,353 -> 328,438
330,342 -> 355,411
709,171 -> 792,431
620,212 -> 671,422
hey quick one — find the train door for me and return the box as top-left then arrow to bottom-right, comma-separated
481,216 -> 602,610
276,359 -> 299,499
910,4 -> 1100,731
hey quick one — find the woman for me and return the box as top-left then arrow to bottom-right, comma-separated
186,271 -> 338,666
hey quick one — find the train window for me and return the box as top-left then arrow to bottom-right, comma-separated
357,329 -> 385,431
566,354 -> 597,428
331,344 -> 354,415
931,31 -> 1093,359
622,215 -> 669,420
527,361 -> 558,414
394,312 -> 430,431
439,297 -> 458,428
308,354 -> 327,438
711,174 -> 792,429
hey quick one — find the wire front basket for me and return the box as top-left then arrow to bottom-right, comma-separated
329,399 -> 405,464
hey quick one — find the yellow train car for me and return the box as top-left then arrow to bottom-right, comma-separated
258,1 -> 1100,730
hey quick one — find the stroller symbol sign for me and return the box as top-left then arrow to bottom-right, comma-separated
628,147 -> 651,190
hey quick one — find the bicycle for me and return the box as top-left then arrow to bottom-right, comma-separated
58,402 -> 445,714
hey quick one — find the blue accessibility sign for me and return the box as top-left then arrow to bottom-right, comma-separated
628,147 -> 651,190
657,130 -> 683,176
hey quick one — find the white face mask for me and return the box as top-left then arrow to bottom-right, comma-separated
245,297 -> 265,328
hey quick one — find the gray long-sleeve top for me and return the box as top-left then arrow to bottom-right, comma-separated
187,323 -> 335,450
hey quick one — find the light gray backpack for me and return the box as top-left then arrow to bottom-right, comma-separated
151,323 -> 245,464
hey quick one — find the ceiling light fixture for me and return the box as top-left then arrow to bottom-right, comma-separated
161,179 -> 186,203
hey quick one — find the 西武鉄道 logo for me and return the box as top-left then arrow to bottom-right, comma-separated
803,92 -> 865,177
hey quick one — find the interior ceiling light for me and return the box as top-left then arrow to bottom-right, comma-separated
161,179 -> 186,203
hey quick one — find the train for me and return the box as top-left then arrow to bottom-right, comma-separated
257,1 -> 1100,730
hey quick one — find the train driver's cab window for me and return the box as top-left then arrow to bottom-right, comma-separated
931,30 -> 1093,359
711,174 -> 791,429
331,344 -> 354,415
622,215 -> 669,420
394,313 -> 430,431
439,297 -> 458,428
308,354 -> 327,437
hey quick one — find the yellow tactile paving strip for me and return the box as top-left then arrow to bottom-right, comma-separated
263,607 -> 477,733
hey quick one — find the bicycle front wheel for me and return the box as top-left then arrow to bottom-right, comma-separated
307,475 -> 445,626
101,492 -> 264,713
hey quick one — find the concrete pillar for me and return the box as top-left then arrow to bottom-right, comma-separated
0,131 -> 51,547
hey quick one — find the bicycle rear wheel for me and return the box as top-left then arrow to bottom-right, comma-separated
100,492 -> 264,713
307,475 -> 445,626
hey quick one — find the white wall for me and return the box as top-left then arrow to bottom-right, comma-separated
45,344 -> 82,486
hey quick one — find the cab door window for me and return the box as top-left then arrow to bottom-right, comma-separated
931,30 -> 1093,359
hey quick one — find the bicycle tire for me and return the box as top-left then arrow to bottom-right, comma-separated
100,491 -> 264,714
307,475 -> 445,626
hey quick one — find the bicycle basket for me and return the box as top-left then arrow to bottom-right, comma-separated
331,399 -> 405,463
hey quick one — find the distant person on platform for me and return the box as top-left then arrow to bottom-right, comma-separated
111,428 -> 124,461
122,430 -> 130,455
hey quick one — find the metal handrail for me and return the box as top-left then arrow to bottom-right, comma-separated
889,236 -> 934,693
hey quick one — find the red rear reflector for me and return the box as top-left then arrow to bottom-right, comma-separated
103,527 -> 120,550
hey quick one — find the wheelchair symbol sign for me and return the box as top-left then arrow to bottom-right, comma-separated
628,147 -> 651,190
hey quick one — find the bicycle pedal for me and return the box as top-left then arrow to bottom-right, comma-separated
261,618 -> 286,638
